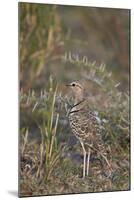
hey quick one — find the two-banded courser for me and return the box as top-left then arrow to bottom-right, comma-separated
66,81 -> 111,178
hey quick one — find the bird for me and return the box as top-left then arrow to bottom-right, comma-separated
66,81 -> 111,178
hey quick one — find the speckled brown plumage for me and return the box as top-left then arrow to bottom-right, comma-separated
69,102 -> 104,152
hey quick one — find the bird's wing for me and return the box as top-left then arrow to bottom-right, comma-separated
74,110 -> 105,152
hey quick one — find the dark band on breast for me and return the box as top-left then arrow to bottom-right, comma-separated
71,99 -> 85,109
69,109 -> 83,115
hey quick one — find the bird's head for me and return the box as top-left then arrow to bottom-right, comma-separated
66,81 -> 85,103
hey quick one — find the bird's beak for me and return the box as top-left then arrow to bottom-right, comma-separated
66,84 -> 71,87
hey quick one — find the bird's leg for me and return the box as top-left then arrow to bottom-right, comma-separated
100,153 -> 111,168
86,148 -> 91,176
80,140 -> 86,178
100,153 -> 113,177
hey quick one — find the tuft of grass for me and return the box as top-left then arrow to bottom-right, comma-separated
19,77 -> 65,196
36,78 -> 62,181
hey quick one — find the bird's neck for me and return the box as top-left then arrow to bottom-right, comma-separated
71,98 -> 86,112
74,89 -> 85,105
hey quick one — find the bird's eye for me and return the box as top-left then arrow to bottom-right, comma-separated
72,83 -> 75,87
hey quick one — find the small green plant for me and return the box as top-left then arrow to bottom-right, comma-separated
36,77 -> 63,181
20,77 -> 64,194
